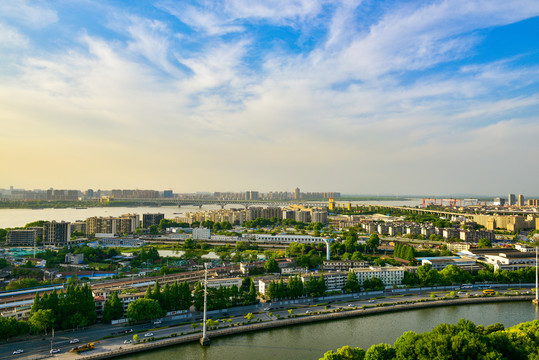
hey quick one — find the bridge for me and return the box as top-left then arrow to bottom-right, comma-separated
366,205 -> 475,219
109,198 -> 328,209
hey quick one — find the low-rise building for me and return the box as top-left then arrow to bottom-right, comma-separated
323,260 -> 368,271
206,277 -> 243,289
6,230 -> 37,246
352,266 -> 405,287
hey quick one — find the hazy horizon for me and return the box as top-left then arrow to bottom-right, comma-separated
1,1 -> 538,195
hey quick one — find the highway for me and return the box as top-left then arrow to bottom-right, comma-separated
2,284 -> 533,360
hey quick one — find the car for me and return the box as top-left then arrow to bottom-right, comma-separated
125,329 -> 133,334
368,300 -> 375,303
153,320 -> 162,325
263,307 -> 271,311
348,304 -> 353,307
123,339 -> 133,344
457,291 -> 464,295
12,349 -> 24,355
50,349 -> 61,354
144,333 -> 153,337
70,339 -> 80,344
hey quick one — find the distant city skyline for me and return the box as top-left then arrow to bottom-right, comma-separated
1,1 -> 538,195
1,185 -> 538,199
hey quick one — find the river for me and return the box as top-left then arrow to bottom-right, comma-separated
123,301 -> 539,360
0,200 -> 423,228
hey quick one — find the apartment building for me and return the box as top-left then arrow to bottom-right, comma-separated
43,221 -> 71,247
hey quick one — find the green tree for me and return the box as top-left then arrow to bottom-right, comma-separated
367,234 -> 380,253
365,343 -> 395,360
102,292 -> 124,323
29,309 -> 55,335
126,299 -> 164,323
244,313 -> 254,322
478,238 -> 492,248
264,258 -> 279,273
345,270 -> 360,293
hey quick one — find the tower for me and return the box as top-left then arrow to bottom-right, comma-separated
294,187 -> 300,200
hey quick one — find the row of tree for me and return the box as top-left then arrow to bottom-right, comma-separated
393,242 -> 415,261
319,319 -> 539,360
402,263 -> 537,287
30,284 -> 96,333
265,275 -> 328,300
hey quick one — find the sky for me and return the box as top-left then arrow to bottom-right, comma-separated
0,0 -> 538,196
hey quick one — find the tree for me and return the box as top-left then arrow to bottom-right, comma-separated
365,343 -> 395,360
367,234 -> 380,253
248,279 -> 257,302
244,313 -> 254,322
264,258 -> 279,273
478,238 -> 492,248
29,309 -> 55,335
126,299 -> 164,323
149,225 -> 159,235
345,271 -> 360,293
102,292 -> 124,323
133,334 -> 140,342
417,263 -> 440,286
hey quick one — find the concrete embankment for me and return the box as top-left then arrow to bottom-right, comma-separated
81,295 -> 533,360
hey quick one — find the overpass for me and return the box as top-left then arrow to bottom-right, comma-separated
110,198 -> 328,209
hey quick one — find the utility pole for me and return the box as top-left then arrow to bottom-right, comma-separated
200,263 -> 210,346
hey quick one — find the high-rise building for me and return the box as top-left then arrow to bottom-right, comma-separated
43,221 -> 71,247
508,194 -> 516,206
246,191 -> 259,200
143,213 -> 165,228
294,187 -> 301,200
518,194 -> 525,207
493,197 -> 505,206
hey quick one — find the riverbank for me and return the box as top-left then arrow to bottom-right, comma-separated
77,295 -> 534,360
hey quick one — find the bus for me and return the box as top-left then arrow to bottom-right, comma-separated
483,289 -> 495,295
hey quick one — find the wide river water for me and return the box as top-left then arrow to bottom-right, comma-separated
124,301 -> 538,360
0,200 -> 423,228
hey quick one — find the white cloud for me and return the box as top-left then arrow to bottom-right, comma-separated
0,23 -> 28,48
0,0 -> 58,28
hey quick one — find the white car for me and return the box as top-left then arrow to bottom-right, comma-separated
70,339 -> 80,344
12,349 -> 24,355
348,304 -> 354,307
154,320 -> 162,325
123,339 -> 133,344
263,307 -> 271,311
368,300 -> 375,303
50,349 -> 61,354
144,333 -> 153,337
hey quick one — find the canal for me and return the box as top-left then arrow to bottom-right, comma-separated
123,301 -> 539,360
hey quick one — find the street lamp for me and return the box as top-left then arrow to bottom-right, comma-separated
534,234 -> 539,305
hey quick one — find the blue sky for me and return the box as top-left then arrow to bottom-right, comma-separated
1,0 -> 538,196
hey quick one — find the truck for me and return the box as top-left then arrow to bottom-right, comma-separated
70,342 -> 95,353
